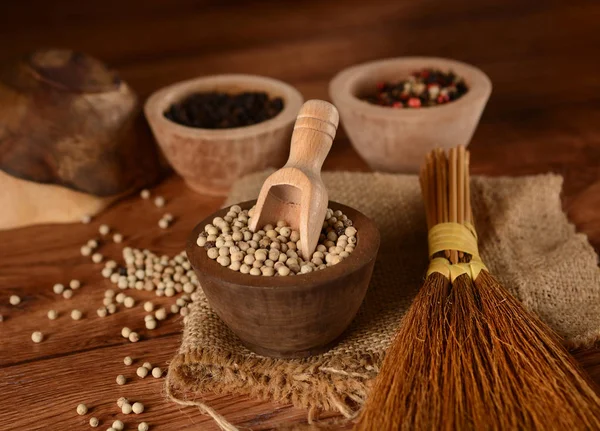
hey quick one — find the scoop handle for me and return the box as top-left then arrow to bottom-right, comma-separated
286,100 -> 339,174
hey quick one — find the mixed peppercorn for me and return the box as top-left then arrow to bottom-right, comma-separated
363,68 -> 468,108
164,91 -> 284,129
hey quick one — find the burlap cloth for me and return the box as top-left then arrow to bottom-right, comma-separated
167,171 -> 600,428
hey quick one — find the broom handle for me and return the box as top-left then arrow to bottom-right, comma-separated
465,150 -> 472,224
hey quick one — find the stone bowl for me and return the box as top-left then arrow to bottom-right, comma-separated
145,74 -> 303,196
186,200 -> 380,358
329,57 -> 492,173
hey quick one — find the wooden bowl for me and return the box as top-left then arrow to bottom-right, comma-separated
145,75 -> 303,196
329,57 -> 492,173
186,200 -> 380,358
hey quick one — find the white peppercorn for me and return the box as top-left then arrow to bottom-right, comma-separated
129,332 -> 140,343
124,296 -> 135,308
136,366 -> 148,378
140,189 -> 150,199
113,420 -> 125,430
69,279 -> 81,289
124,356 -> 133,365
138,422 -> 149,431
81,214 -> 92,224
116,374 -> 126,385
154,196 -> 165,207
9,295 -> 21,305
121,327 -> 131,338
52,283 -> 65,294
132,402 -> 144,414
71,309 -> 83,320
143,301 -> 154,312
91,253 -> 103,263
80,245 -> 92,256
99,224 -> 110,235
158,219 -> 169,229
145,319 -> 157,330
89,416 -> 99,427
107,304 -> 117,314
97,307 -> 108,318
62,289 -> 73,299
47,309 -> 58,320
113,233 -> 123,243
117,397 -> 128,408
76,403 -> 88,415
31,331 -> 43,343
87,239 -> 98,249
155,308 -> 167,321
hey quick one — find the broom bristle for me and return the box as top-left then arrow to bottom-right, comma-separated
355,272 -> 450,430
354,146 -> 600,430
474,270 -> 600,429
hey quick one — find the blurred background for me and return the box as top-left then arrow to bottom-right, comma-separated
0,0 -> 598,235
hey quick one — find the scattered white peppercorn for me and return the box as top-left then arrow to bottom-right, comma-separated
138,422 -> 149,431
143,301 -> 154,312
121,327 -> 131,338
91,253 -> 103,263
80,245 -> 92,256
9,295 -> 21,305
163,213 -> 174,222
158,218 -> 169,229
69,279 -> 81,289
76,403 -> 88,415
140,189 -> 150,199
116,374 -> 126,385
81,214 -> 92,224
71,309 -> 83,320
151,367 -> 162,378
99,224 -> 110,235
129,332 -> 140,343
31,331 -> 43,343
142,361 -> 152,370
97,307 -> 108,318
87,239 -> 98,249
136,366 -> 148,378
122,402 -> 133,414
113,233 -> 123,243
47,310 -> 58,320
155,308 -> 167,321
154,196 -> 165,207
124,296 -> 135,308
89,416 -> 99,427
62,289 -> 73,299
124,356 -> 133,366
132,402 -> 144,414
52,283 -> 65,294
145,319 -> 157,330
117,397 -> 128,408
112,420 -> 124,430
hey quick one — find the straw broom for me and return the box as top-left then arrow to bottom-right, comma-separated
354,146 -> 600,430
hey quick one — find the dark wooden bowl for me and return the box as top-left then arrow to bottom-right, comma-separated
186,199 -> 380,358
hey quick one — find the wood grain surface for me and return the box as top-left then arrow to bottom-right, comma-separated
0,0 -> 599,430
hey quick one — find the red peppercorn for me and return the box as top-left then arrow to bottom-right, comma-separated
392,102 -> 403,109
376,81 -> 385,90
408,98 -> 421,108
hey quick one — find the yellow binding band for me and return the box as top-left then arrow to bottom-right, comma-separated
428,222 -> 479,258
426,223 -> 488,281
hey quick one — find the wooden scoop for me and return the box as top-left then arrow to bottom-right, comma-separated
248,99 -> 339,259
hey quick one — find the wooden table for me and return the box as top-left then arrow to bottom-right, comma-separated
1,0 -> 599,429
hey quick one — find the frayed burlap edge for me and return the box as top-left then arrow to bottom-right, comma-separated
166,348 -> 381,428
